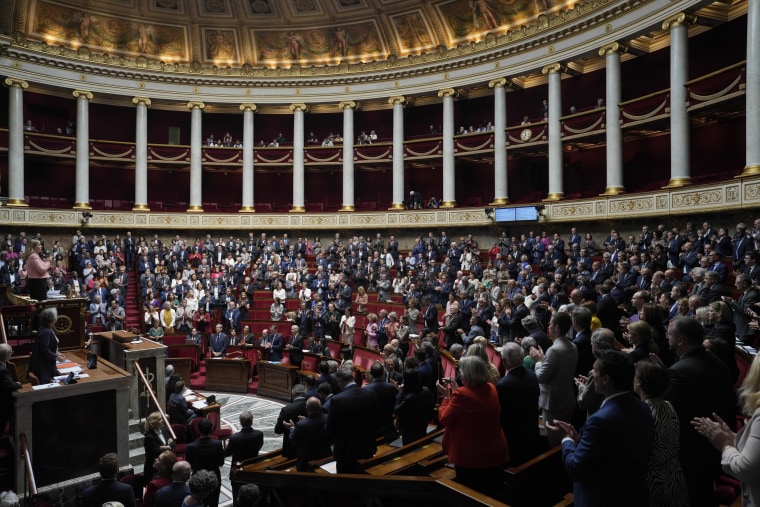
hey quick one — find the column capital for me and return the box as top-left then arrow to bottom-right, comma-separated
437,88 -> 457,98
72,89 -> 94,100
187,101 -> 205,110
488,77 -> 508,88
132,97 -> 152,107
239,103 -> 257,112
598,42 -> 628,57
4,78 -> 28,89
388,95 -> 407,105
289,103 -> 308,112
338,100 -> 358,110
662,12 -> 697,30
541,63 -> 564,75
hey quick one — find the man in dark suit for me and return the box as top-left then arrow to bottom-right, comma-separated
664,316 -> 735,507
497,342 -> 540,466
506,294 -> 530,341
725,273 -> 760,341
733,222 -> 754,271
286,324 -> 305,368
288,397 -> 333,472
364,362 -> 399,442
705,250 -> 729,283
326,368 -> 381,473
548,351 -> 653,507
274,384 -> 307,459
185,418 -> 224,507
0,344 -> 21,437
154,461 -> 191,507
208,323 -> 228,358
571,307 -> 594,376
82,453 -> 136,507
704,271 -> 730,303
423,297 -> 438,333
595,283 -> 620,332
225,410 -> 263,506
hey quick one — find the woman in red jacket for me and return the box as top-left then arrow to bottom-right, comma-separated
438,355 -> 509,498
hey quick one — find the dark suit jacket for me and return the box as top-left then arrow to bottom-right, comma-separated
209,332 -> 228,356
143,429 -> 172,481
561,392 -> 653,507
394,387 -> 434,445
30,325 -> 58,384
82,479 -> 136,507
731,288 -> 760,337
706,282 -> 731,303
185,436 -> 225,480
572,328 -> 593,377
364,379 -> 398,435
292,413 -> 332,471
267,333 -> 285,362
154,481 -> 190,507
224,427 -> 264,474
496,366 -> 540,465
664,347 -> 735,472
424,304 -> 439,332
275,397 -> 307,458
595,294 -> 619,331
326,383 -> 380,465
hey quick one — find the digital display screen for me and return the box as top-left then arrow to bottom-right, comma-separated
494,206 -> 538,222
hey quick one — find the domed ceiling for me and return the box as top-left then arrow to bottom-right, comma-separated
12,0 -> 582,67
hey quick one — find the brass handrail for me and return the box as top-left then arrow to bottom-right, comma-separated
0,312 -> 6,344
131,359 -> 176,440
19,433 -> 37,497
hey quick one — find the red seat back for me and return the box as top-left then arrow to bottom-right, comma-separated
440,350 -> 458,380
301,353 -> 319,372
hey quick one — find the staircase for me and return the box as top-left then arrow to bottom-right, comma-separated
124,277 -> 141,331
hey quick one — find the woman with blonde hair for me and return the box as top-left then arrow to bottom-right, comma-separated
468,341 -> 500,383
142,411 -> 174,482
625,320 -> 659,363
354,285 -> 368,314
693,354 -> 760,506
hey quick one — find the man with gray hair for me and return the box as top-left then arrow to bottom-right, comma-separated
496,342 -> 540,465
521,315 -> 551,352
274,384 -> 307,459
226,410 -> 263,505
0,491 -> 19,507
576,328 -> 616,417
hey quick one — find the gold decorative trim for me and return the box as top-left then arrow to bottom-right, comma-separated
437,88 -> 456,98
542,63 -> 563,75
339,204 -> 355,212
239,104 -> 257,112
187,101 -> 205,110
490,198 -> 509,205
73,202 -> 92,210
601,186 -> 625,196
598,42 -> 627,57
389,203 -> 404,210
4,78 -> 28,89
289,205 -> 306,213
488,78 -> 507,89
6,199 -> 28,207
186,205 -> 204,212
439,200 -> 456,208
289,103 -> 308,113
664,177 -> 691,188
131,97 -> 152,107
132,203 -> 150,211
239,205 -> 256,212
388,96 -> 406,106
72,89 -> 93,100
662,12 -> 698,31
339,101 -> 358,110
544,192 -> 565,201
740,164 -> 760,177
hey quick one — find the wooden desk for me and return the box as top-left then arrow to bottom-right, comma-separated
94,331 -> 167,418
257,362 -> 299,401
166,357 -> 193,386
205,357 -> 251,393
13,350 -> 131,492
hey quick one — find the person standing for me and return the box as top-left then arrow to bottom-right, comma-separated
81,453 -> 136,507
225,411 -> 263,506
185,418 -> 224,507
326,368 -> 380,473
29,308 -> 64,384
0,343 -> 22,437
287,397 -> 332,472
274,384 -> 307,459
24,239 -> 50,301
208,324 -> 228,358
154,461 -> 192,507
548,351 -> 653,507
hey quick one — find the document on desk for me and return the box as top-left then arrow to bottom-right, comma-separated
32,383 -> 62,390
192,400 -> 208,410
58,365 -> 84,374
318,461 -> 338,474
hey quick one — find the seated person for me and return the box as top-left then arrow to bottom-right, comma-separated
167,380 -> 197,425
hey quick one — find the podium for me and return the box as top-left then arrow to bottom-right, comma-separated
257,362 -> 299,402
205,357 -> 251,393
13,350 -> 131,492
94,331 -> 167,418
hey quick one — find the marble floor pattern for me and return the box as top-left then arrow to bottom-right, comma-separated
195,392 -> 286,507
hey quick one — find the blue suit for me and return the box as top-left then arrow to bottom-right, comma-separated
209,332 -> 228,356
560,392 -> 653,507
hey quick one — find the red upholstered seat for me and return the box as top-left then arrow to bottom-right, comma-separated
208,411 -> 232,448
171,423 -> 189,457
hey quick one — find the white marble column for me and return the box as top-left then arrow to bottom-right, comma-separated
600,43 -> 626,195
489,78 -> 509,205
438,88 -> 457,208
340,101 -> 357,212
239,103 -> 257,212
132,97 -> 151,211
73,90 -> 93,210
542,64 -> 564,201
663,13 -> 695,187
187,101 -> 205,212
290,103 -> 307,212
4,78 -> 28,207
743,0 -> 760,176
388,96 -> 406,210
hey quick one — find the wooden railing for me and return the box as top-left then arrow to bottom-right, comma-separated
132,359 -> 176,440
